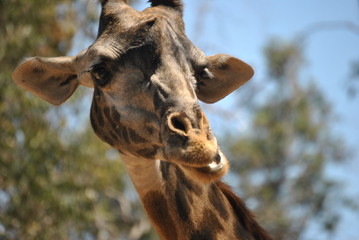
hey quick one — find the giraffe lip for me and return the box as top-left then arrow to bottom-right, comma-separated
199,161 -> 224,173
197,153 -> 224,174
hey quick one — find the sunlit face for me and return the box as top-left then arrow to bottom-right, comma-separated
12,0 -> 253,182
82,4 -> 228,181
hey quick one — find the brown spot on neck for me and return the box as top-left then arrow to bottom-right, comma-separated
143,191 -> 178,240
189,208 -> 224,240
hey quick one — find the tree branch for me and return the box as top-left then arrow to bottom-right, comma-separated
297,21 -> 359,43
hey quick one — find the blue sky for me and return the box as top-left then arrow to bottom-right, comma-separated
135,0 -> 359,239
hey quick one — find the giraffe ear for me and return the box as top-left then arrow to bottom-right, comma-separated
12,56 -> 80,105
196,54 -> 254,104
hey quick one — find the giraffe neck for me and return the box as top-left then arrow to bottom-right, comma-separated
121,155 -> 272,240
121,155 -> 162,197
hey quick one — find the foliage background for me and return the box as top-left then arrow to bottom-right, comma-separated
1,0 -> 358,239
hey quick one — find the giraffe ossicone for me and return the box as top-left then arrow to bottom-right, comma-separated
13,0 -> 272,239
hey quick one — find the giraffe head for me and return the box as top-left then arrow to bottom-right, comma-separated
12,0 -> 253,183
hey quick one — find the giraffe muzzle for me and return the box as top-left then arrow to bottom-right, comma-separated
163,109 -> 228,178
199,151 -> 225,174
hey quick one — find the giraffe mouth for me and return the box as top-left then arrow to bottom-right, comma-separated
196,153 -> 224,174
176,150 -> 229,182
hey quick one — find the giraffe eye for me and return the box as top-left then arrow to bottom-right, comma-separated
91,63 -> 111,86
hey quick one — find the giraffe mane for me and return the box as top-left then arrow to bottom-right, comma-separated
216,182 -> 273,240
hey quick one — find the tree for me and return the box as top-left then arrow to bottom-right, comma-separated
348,60 -> 359,98
0,1 -> 150,239
225,40 -> 348,239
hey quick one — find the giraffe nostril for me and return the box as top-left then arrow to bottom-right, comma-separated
167,113 -> 192,135
171,117 -> 187,132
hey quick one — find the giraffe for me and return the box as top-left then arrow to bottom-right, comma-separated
12,0 -> 273,239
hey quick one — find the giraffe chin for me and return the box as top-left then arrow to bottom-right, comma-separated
180,151 -> 229,183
